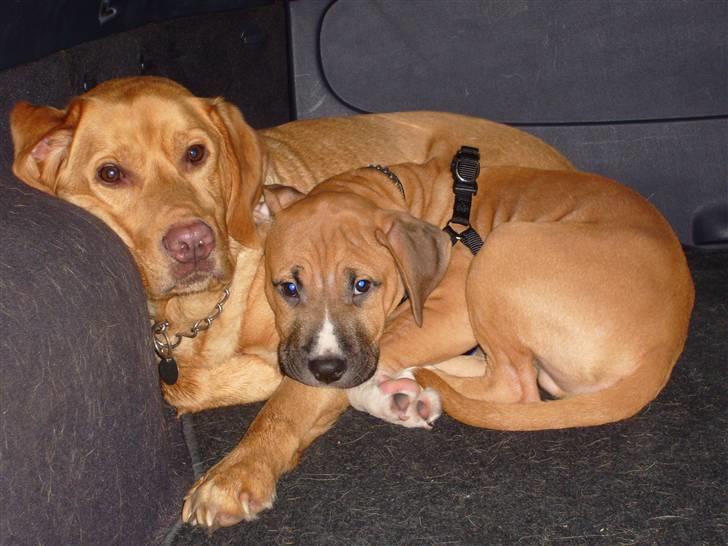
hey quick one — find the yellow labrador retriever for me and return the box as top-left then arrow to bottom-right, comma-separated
10,76 -> 574,528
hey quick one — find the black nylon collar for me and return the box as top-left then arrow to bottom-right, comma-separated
444,146 -> 485,255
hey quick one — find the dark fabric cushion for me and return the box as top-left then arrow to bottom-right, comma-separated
0,173 -> 190,545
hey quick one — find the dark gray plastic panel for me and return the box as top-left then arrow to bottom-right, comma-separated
287,0 -> 728,246
288,0 -> 358,119
318,0 -> 727,124
528,119 -> 728,246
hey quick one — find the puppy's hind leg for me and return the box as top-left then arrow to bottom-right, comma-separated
417,224 -> 553,406
428,352 -> 485,377
423,349 -> 541,404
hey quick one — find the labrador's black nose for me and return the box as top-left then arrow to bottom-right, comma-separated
308,357 -> 346,384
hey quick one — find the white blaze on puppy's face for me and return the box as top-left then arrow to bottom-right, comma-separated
312,311 -> 342,357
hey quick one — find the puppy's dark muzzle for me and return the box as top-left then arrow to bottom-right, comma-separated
278,320 -> 379,388
279,347 -> 378,389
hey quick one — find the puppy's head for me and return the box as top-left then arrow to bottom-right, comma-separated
262,176 -> 451,388
10,76 -> 265,300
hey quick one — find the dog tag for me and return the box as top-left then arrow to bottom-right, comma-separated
158,357 -> 179,385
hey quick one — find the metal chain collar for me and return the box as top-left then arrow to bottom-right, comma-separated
367,164 -> 405,199
152,286 -> 230,359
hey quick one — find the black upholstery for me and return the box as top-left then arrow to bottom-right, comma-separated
0,173 -> 189,545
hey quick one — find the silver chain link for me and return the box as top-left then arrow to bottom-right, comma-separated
152,286 -> 230,359
367,164 -> 405,199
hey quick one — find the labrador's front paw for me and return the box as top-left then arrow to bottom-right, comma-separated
182,456 -> 276,530
348,369 -> 442,429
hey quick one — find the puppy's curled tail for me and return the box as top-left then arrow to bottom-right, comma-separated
413,351 -> 679,431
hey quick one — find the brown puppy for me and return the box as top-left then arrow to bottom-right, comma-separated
10,76 -> 574,528
263,159 -> 694,430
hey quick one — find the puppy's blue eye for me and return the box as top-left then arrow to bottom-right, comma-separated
354,278 -> 371,295
281,282 -> 299,298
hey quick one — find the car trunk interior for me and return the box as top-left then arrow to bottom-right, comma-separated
0,2 -> 725,544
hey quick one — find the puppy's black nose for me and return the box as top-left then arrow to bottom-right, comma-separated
308,357 -> 346,384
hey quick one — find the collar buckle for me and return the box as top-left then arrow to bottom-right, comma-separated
444,146 -> 485,255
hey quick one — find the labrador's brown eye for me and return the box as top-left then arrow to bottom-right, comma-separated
186,144 -> 206,164
97,163 -> 123,184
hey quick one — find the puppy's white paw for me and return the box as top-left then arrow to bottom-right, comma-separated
347,369 -> 441,429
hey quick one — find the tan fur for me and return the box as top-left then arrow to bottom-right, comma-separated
10,76 -> 575,529
265,163 -> 694,430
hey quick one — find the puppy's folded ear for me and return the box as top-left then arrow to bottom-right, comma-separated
10,101 -> 81,194
376,213 -> 452,326
257,184 -> 306,221
208,98 -> 267,248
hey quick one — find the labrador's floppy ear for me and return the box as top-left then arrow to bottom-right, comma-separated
10,100 -> 82,194
208,98 -> 267,248
375,213 -> 452,326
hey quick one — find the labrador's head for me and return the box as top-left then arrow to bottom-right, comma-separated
11,76 -> 266,299
262,170 -> 451,388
